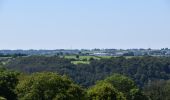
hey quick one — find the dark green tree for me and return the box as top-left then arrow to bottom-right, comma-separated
104,74 -> 148,100
0,67 -> 19,100
16,72 -> 85,100
87,82 -> 126,100
144,80 -> 170,100
76,55 -> 80,59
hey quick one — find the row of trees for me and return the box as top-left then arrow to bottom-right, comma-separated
0,53 -> 27,58
0,67 -> 148,100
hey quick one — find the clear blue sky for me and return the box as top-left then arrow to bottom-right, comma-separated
0,0 -> 170,49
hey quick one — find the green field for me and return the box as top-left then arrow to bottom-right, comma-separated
65,55 -> 113,65
71,61 -> 90,64
65,55 -> 112,60
65,55 -> 138,65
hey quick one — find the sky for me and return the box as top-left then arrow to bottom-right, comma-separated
0,0 -> 170,49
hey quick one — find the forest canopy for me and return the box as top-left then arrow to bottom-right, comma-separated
1,56 -> 170,100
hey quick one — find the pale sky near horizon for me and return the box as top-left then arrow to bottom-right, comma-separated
0,0 -> 170,49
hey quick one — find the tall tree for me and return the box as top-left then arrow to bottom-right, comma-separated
0,67 -> 19,100
16,72 -> 85,100
104,74 -> 148,100
87,82 -> 126,100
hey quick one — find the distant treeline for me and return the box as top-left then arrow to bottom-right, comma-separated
0,53 -> 27,57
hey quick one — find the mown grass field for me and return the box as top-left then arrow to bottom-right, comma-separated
65,55 -> 137,64
65,55 -> 113,64
71,61 -> 90,64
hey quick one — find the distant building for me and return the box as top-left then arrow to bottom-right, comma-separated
90,53 -> 110,56
165,51 -> 170,55
114,52 -> 124,56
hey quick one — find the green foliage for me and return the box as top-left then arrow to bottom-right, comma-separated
87,74 -> 148,100
104,74 -> 148,100
6,56 -> 74,74
16,72 -> 85,100
87,82 -> 126,100
76,55 -> 80,59
5,56 -> 170,88
0,97 -> 6,100
0,67 -> 19,100
144,80 -> 170,100
6,56 -> 170,88
4,56 -> 170,100
71,61 -> 90,65
130,89 -> 148,100
104,74 -> 136,95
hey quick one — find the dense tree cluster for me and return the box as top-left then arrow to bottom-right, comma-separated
0,53 -> 27,58
0,67 -> 19,100
3,56 -> 170,99
6,56 -> 74,74
87,81 -> 126,100
87,74 -> 148,100
103,74 -> 147,100
16,72 -> 85,100
0,68 -> 149,100
6,56 -> 170,87
143,80 -> 170,100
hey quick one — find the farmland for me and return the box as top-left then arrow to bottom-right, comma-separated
65,55 -> 112,64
